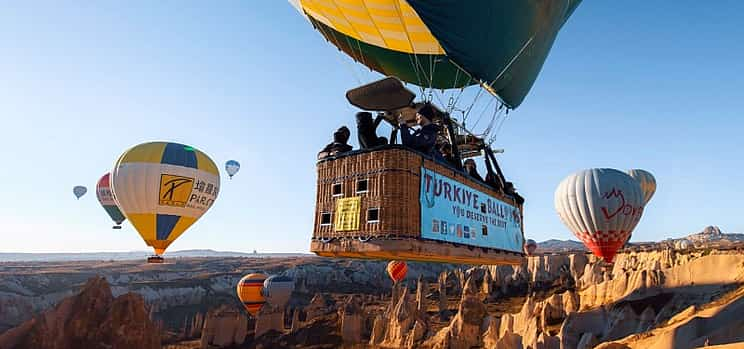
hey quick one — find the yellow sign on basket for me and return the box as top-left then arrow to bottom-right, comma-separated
334,197 -> 361,231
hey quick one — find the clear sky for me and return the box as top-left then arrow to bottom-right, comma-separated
1,1 -> 742,253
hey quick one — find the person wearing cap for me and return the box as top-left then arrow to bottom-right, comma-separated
317,126 -> 353,160
398,103 -> 441,155
463,159 -> 484,182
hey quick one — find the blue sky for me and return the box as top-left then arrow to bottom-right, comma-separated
0,1 -> 742,253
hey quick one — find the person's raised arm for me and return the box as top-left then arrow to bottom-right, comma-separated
373,113 -> 384,128
399,123 -> 414,146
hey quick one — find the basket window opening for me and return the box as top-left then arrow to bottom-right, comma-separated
356,179 -> 369,193
482,224 -> 488,236
367,208 -> 380,223
320,212 -> 332,226
332,183 -> 343,196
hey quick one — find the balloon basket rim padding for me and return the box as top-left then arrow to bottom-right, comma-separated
310,238 -> 524,265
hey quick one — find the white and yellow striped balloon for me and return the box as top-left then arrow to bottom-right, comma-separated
111,141 -> 220,255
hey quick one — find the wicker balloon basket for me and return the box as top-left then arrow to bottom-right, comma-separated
312,146 -> 525,265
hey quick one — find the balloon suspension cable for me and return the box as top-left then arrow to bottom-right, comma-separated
470,98 -> 497,134
462,87 -> 485,124
487,111 -> 511,146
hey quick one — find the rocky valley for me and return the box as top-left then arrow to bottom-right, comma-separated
1,240 -> 743,348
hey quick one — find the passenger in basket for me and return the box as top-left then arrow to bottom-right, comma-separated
438,143 -> 460,168
463,159 -> 484,182
356,111 -> 388,149
485,171 -> 503,192
504,181 -> 526,205
398,103 -> 440,155
317,126 -> 353,160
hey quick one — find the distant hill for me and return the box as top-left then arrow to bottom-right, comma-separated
0,249 -> 312,262
537,239 -> 586,252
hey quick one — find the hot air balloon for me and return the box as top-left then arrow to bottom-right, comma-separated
73,186 -> 87,199
237,273 -> 267,316
624,169 -> 656,245
96,173 -> 126,229
225,160 -> 240,179
554,169 -> 644,264
524,239 -> 537,256
675,239 -> 692,251
111,141 -> 220,261
263,275 -> 295,309
298,0 -> 581,265
387,260 -> 408,284
627,169 -> 656,206
290,0 -> 582,109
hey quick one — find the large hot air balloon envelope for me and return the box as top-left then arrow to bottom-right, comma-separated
554,169 -> 644,263
524,239 -> 537,256
387,260 -> 407,283
290,0 -> 582,109
262,275 -> 295,308
111,141 -> 220,256
627,169 -> 656,206
73,186 -> 87,199
96,172 -> 126,229
237,273 -> 268,316
225,160 -> 240,179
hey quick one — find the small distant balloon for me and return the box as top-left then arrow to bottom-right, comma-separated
387,260 -> 407,283
675,239 -> 692,250
524,239 -> 537,256
555,168 -> 644,264
262,275 -> 295,308
225,160 -> 240,179
237,273 -> 267,316
627,169 -> 656,206
73,186 -> 87,199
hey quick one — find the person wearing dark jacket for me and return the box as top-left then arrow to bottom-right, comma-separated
438,143 -> 460,168
485,172 -> 503,192
504,181 -> 525,205
356,112 -> 388,149
463,159 -> 484,182
399,104 -> 440,155
317,126 -> 353,160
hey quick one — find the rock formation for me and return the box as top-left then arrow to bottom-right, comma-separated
438,271 -> 448,320
199,305 -> 248,348
254,304 -> 284,339
304,293 -> 335,323
370,282 -> 428,348
339,295 -> 364,344
289,308 -> 301,333
0,276 -> 160,349
416,276 -> 428,313
424,276 -> 487,349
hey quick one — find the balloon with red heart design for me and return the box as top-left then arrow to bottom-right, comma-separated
554,168 -> 644,263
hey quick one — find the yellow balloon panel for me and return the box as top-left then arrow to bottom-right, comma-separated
298,0 -> 444,55
111,142 -> 220,255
